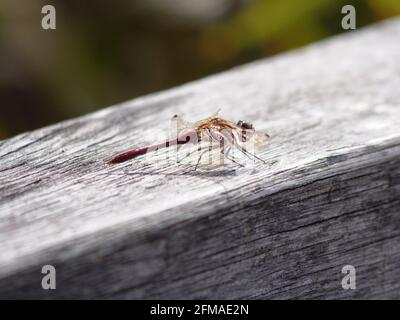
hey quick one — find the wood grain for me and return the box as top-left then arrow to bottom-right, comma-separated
1,18 -> 400,299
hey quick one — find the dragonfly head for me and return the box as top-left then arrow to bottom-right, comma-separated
237,120 -> 255,142
237,120 -> 254,130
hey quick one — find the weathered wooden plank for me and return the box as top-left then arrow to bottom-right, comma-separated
1,18 -> 400,299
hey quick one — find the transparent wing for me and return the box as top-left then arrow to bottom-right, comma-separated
252,131 -> 271,148
229,125 -> 270,148
211,108 -> 221,117
191,108 -> 222,128
170,114 -> 194,136
169,114 -> 198,155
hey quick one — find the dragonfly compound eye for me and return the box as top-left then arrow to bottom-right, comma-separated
237,120 -> 254,130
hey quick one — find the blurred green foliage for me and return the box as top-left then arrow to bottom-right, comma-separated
0,0 -> 399,139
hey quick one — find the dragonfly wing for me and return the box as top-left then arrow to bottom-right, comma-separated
253,131 -> 271,147
170,114 -> 198,153
170,114 -> 194,135
211,108 -> 221,117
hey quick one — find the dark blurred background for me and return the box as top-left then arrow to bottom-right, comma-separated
0,0 -> 399,140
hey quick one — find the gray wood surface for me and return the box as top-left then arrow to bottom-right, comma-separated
1,18 -> 400,299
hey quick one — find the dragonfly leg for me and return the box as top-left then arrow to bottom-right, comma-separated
230,133 -> 267,164
194,145 -> 214,170
177,145 -> 202,163
239,146 -> 267,164
177,144 -> 217,167
209,129 -> 244,167
224,146 -> 244,167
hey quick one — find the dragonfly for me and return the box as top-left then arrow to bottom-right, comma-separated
108,110 -> 270,169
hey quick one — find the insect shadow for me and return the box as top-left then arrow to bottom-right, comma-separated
119,167 -> 238,178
